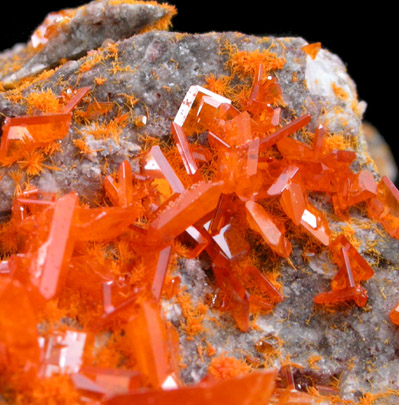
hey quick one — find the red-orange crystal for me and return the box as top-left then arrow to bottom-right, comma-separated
301,42 -> 322,59
245,200 -> 292,258
149,181 -> 223,243
0,114 -> 72,159
389,301 -> 399,325
367,175 -> 399,238
105,368 -> 277,405
126,301 -> 180,388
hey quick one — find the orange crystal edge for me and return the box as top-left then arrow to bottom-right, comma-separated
0,61 -> 397,403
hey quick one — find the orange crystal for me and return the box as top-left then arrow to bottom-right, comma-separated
313,123 -> 326,160
40,330 -> 88,377
16,192 -> 78,303
389,301 -> 399,325
314,284 -> 368,307
104,368 -> 277,405
126,301 -> 180,388
173,85 -> 231,136
171,122 -> 199,176
104,160 -> 137,208
149,181 -> 223,243
301,42 -> 322,60
367,175 -> 399,238
259,114 -> 311,151
62,86 -> 91,114
330,235 -> 374,290
245,200 -> 292,258
0,113 -> 72,159
213,265 -> 250,332
0,278 -> 40,365
299,203 -> 330,246
141,145 -> 185,194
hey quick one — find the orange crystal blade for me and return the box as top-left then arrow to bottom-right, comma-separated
213,266 -> 250,332
0,278 -> 40,364
149,182 -> 223,243
0,113 -> 72,158
389,301 -> 399,325
276,136 -> 314,162
330,235 -> 374,287
244,266 -> 283,303
299,204 -> 330,246
171,122 -> 199,175
62,86 -> 91,113
246,137 -> 260,177
280,182 -> 307,226
313,123 -> 326,160
267,165 -> 300,196
209,193 -> 233,235
104,368 -> 277,405
245,200 -> 292,258
141,145 -> 185,194
259,114 -> 311,151
104,176 -> 120,207
314,284 -> 368,307
118,160 -> 134,207
30,192 -> 78,301
173,85 -> 231,136
73,206 -> 139,241
151,245 -> 172,301
126,301 -> 180,388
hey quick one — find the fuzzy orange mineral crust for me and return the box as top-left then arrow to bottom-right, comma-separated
1,2 -> 399,403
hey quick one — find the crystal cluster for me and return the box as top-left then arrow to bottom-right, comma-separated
1,51 -> 399,402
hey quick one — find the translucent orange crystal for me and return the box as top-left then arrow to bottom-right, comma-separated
149,181 -> 223,243
104,368 -> 277,405
389,301 -> 399,325
170,122 -> 199,176
125,301 -> 180,388
330,235 -> 374,290
173,85 -> 231,136
0,113 -> 72,160
301,42 -> 322,60
10,192 -> 78,305
40,330 -> 89,377
367,175 -> 399,238
245,200 -> 292,258
0,278 -> 40,365
213,266 -> 250,332
314,284 -> 368,307
62,86 -> 91,114
141,145 -> 185,194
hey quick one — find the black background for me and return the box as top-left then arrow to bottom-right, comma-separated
0,1 -> 395,162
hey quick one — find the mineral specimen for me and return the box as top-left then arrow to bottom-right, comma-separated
1,1 -> 399,404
